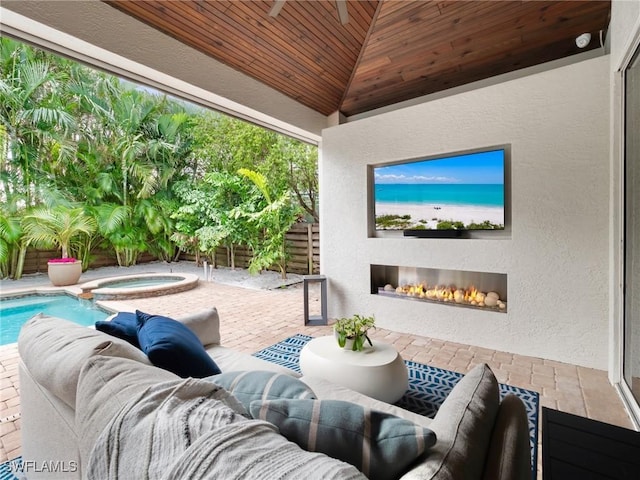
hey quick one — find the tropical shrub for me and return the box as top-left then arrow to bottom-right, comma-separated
21,205 -> 96,261
238,168 -> 301,279
0,206 -> 24,279
0,38 -> 320,275
172,172 -> 256,269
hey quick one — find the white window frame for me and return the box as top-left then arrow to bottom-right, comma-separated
615,16 -> 640,431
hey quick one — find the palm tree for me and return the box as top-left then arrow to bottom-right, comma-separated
92,202 -> 143,267
0,203 -> 25,279
0,38 -> 76,206
22,205 -> 96,259
86,88 -> 193,264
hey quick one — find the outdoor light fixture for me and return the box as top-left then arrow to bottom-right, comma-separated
575,33 -> 592,49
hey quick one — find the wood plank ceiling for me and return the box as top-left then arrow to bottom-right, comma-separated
105,0 -> 611,117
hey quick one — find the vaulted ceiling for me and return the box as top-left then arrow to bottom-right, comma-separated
105,0 -> 610,118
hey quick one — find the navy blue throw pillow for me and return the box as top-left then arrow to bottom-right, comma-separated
95,312 -> 140,348
135,310 -> 222,378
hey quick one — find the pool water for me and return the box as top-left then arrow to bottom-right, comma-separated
0,294 -> 109,345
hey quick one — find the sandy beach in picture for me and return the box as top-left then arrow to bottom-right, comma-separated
375,202 -> 504,229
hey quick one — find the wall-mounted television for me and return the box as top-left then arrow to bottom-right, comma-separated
373,148 -> 505,236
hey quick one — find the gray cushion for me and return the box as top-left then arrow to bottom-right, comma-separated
250,398 -> 437,480
482,395 -> 532,480
208,370 -> 316,415
300,376 -> 433,428
177,307 -> 221,346
206,345 -> 301,376
18,313 -> 151,408
402,363 -> 500,480
75,355 -> 181,466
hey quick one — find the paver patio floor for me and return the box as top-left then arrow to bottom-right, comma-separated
0,262 -> 634,479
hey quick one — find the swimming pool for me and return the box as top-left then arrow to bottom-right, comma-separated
0,294 -> 109,345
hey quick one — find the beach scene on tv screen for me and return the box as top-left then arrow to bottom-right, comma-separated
374,150 -> 505,230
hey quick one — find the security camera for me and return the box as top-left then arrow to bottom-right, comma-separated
575,33 -> 591,49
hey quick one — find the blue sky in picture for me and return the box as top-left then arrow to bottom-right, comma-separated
375,149 -> 504,185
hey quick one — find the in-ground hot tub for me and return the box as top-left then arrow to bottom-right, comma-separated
80,273 -> 199,300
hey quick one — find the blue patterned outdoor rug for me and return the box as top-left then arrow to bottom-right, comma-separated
254,333 -> 539,478
0,457 -> 21,480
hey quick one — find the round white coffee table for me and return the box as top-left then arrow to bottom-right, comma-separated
299,335 -> 408,404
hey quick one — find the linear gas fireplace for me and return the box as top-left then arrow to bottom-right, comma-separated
371,264 -> 507,313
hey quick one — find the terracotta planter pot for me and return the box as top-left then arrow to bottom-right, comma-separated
47,260 -> 83,286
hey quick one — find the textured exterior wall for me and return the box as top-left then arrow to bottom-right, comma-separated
610,0 -> 640,69
321,56 -> 610,369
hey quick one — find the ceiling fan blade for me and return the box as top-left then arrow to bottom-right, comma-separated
336,0 -> 349,25
269,0 -> 286,18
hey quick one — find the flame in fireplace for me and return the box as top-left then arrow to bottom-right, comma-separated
390,282 -> 505,310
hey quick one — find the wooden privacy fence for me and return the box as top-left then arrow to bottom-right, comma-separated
20,223 -> 320,276
209,222 -> 320,275
21,248 -> 157,275
286,222 -> 320,275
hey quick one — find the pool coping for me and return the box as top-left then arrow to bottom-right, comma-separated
0,285 -> 86,301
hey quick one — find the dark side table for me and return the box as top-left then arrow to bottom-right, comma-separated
542,407 -> 640,479
302,274 -> 327,326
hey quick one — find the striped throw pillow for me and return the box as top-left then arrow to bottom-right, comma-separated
250,399 -> 437,480
208,370 -> 316,415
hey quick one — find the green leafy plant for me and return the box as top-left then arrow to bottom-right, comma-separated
172,172 -> 255,270
375,214 -> 412,230
21,205 -> 96,260
238,168 -> 301,279
0,204 -> 25,279
334,314 -> 376,351
435,220 -> 465,230
467,220 -> 503,230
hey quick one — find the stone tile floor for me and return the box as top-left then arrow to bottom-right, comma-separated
0,263 -> 635,479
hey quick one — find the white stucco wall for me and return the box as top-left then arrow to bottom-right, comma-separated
321,55 -> 611,369
610,0 -> 640,69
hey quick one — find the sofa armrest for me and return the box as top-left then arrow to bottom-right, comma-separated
19,360 -> 82,479
176,307 -> 221,347
18,313 -> 151,408
400,363 -> 500,480
481,394 -> 531,480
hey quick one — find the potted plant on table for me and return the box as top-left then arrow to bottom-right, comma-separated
333,314 -> 376,351
22,206 -> 96,286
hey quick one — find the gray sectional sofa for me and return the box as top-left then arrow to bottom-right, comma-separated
17,309 -> 531,479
